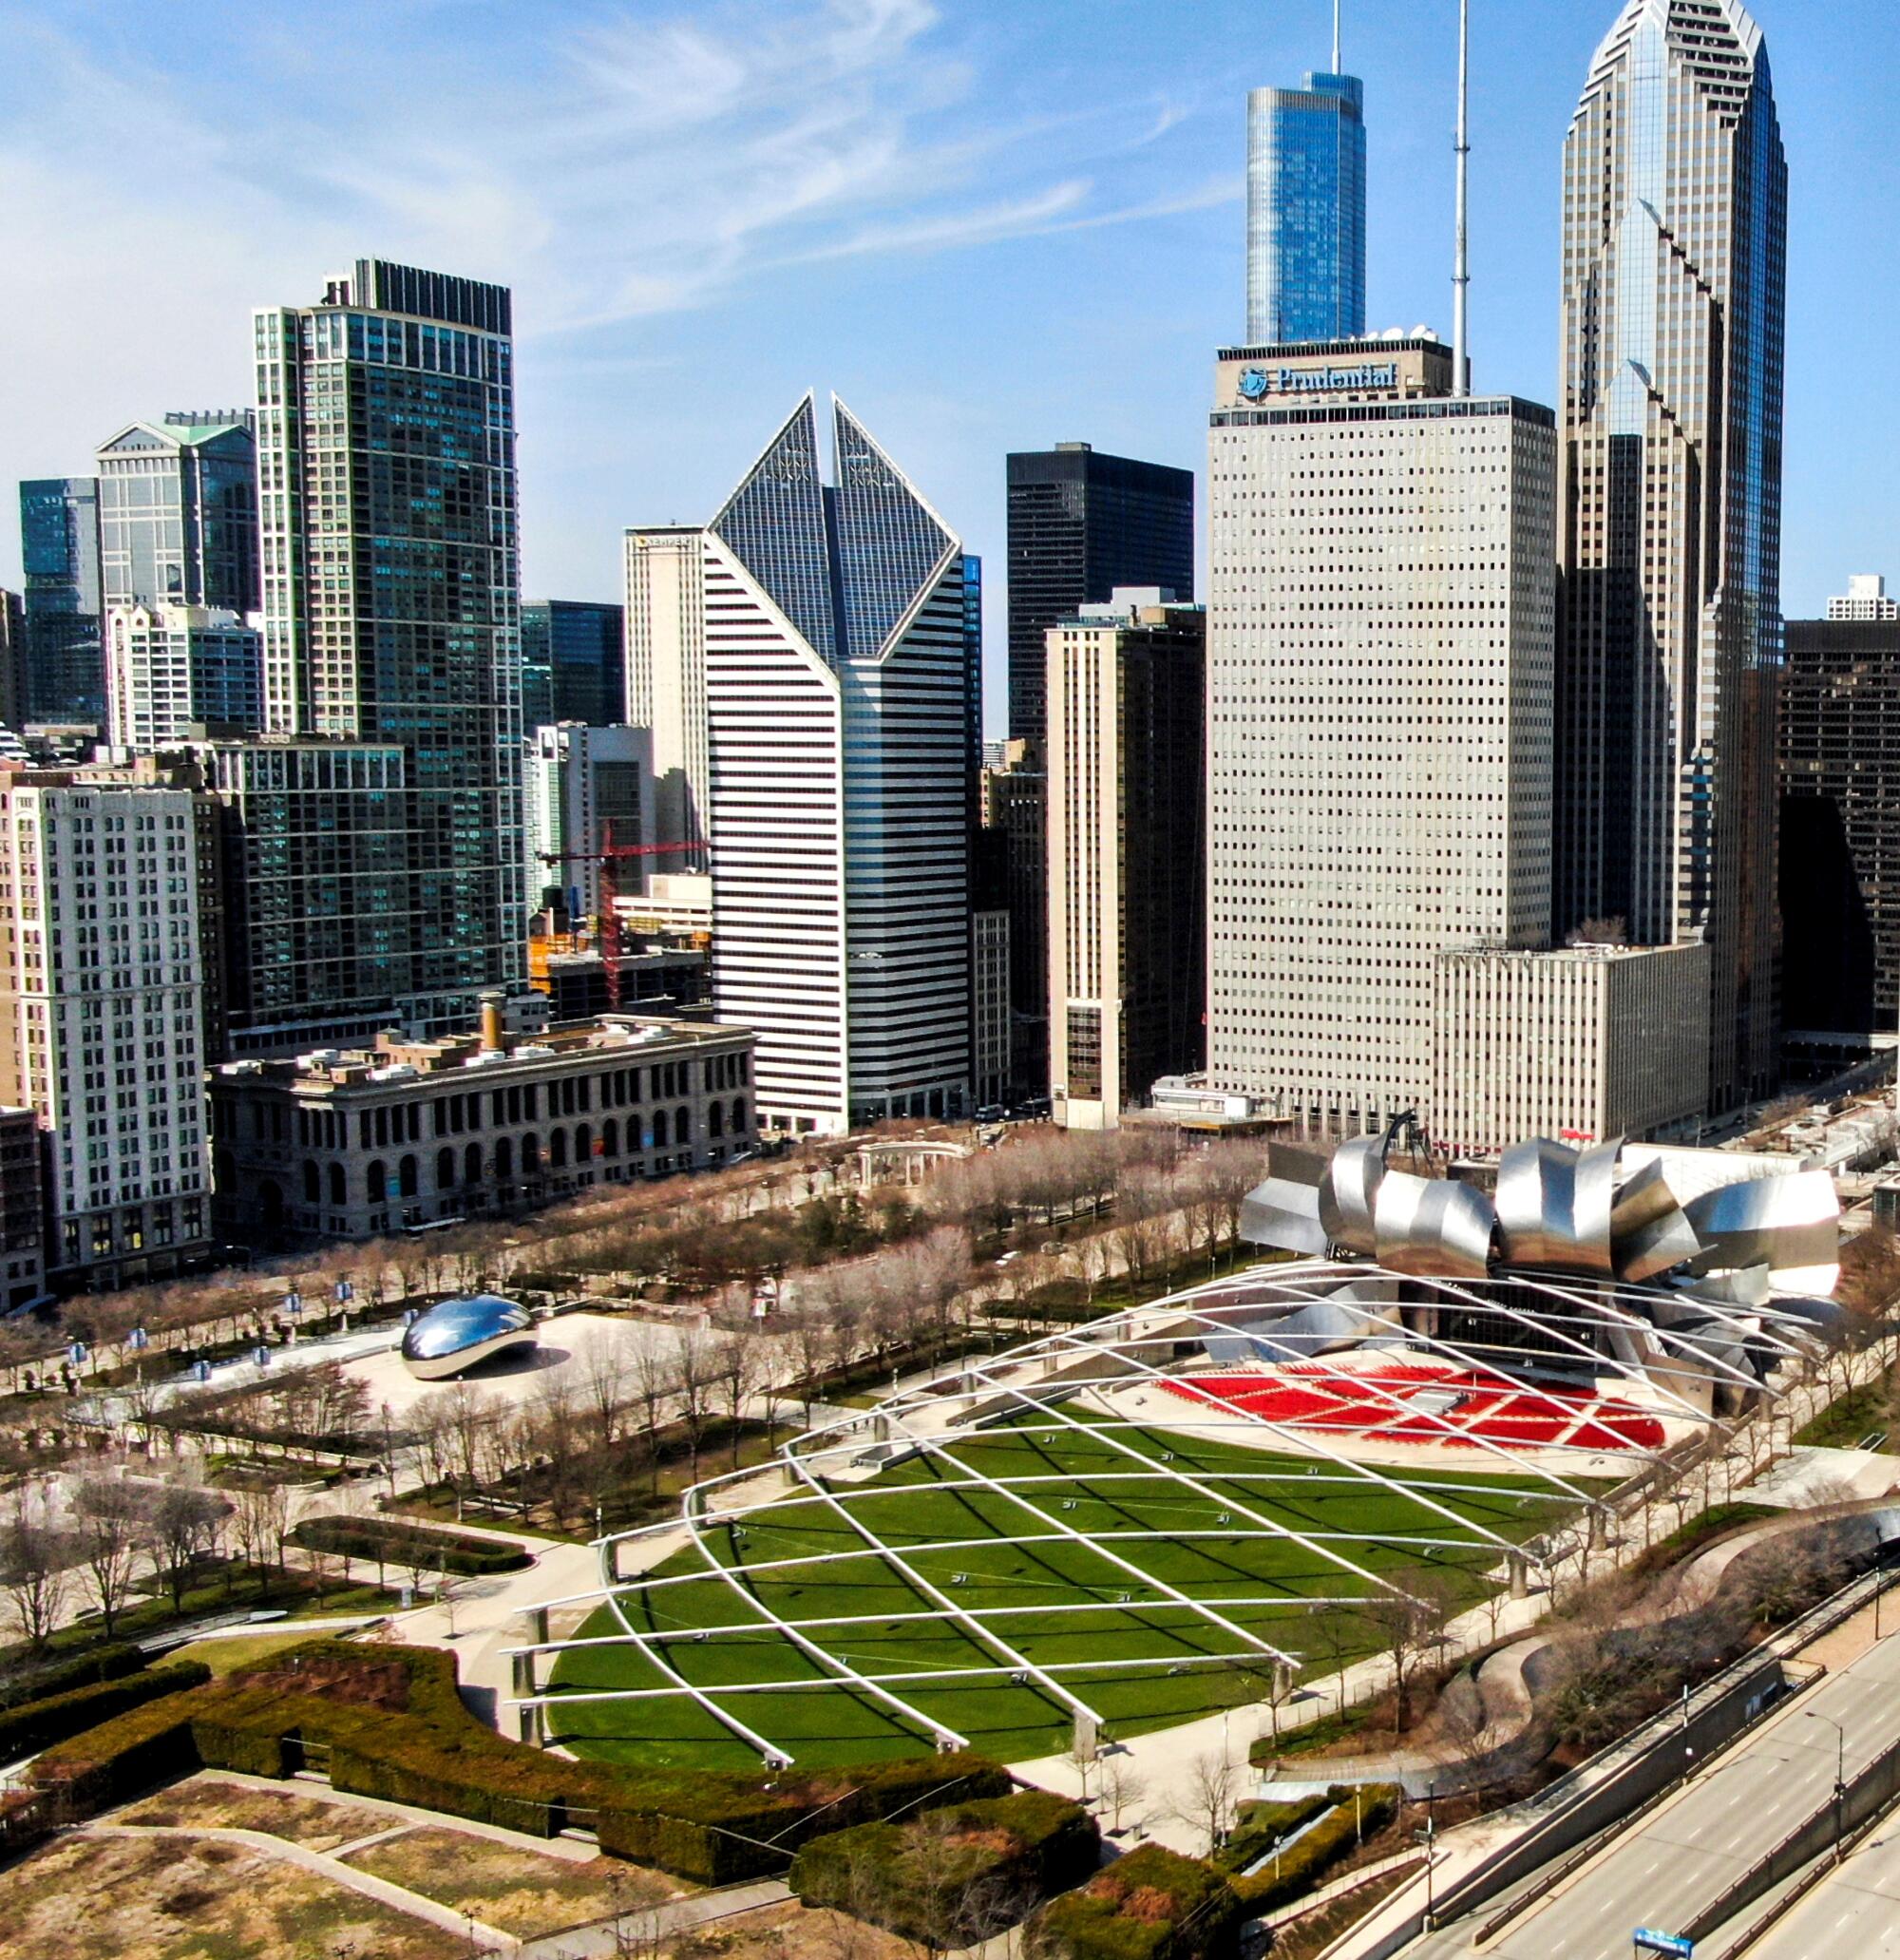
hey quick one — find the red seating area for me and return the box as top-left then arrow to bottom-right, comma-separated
1163,1361 -> 1664,1455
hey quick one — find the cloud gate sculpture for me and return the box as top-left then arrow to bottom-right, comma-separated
400,1293 -> 537,1380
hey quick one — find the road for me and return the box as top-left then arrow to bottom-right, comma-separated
1737,1818 -> 1900,1957
1404,1630 -> 1900,1960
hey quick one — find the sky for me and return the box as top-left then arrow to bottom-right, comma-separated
3,0 -> 1896,734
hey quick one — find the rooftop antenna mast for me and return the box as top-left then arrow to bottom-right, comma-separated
1452,0 -> 1471,397
1332,0 -> 1341,73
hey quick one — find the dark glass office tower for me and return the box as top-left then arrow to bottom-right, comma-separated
1005,444 -> 1194,746
521,599 -> 627,730
1556,0 -> 1786,1112
95,412 -> 258,612
254,258 -> 524,1031
18,477 -> 102,723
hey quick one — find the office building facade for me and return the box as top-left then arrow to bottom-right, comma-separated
524,721 -> 649,923
1047,592 -> 1206,1130
18,477 -> 102,724
0,770 -> 213,1290
211,1009 -> 754,1246
0,591 -> 25,733
105,604 -> 263,749
1005,445 -> 1194,746
627,394 -> 975,1132
1555,0 -> 1786,1113
625,526 -> 711,873
1779,596 -> 1900,1036
255,258 -> 526,1031
1245,71 -> 1367,344
979,739 -> 1047,1100
522,599 -> 627,732
95,412 -> 258,616
1828,576 -> 1899,624
1206,338 -> 1557,1134
1432,942 -> 1711,1159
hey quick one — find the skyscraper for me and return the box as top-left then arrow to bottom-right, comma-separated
1005,445 -> 1194,746
1046,591 -> 1206,1130
627,394 -> 975,1132
1555,0 -> 1787,1112
254,259 -> 525,1032
1205,338 -> 1558,1134
521,599 -> 627,732
95,412 -> 258,615
105,604 -> 263,747
1244,11 -> 1366,346
18,477 -> 102,723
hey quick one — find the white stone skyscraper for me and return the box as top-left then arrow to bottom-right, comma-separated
1555,0 -> 1787,1113
1204,338 -> 1557,1136
626,395 -> 974,1132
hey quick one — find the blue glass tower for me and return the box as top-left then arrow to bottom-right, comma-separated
1245,71 -> 1366,344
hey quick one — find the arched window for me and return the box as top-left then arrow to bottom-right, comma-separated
494,1136 -> 513,1181
602,1118 -> 618,1158
731,1098 -> 747,1134
465,1140 -> 483,1186
366,1160 -> 388,1205
652,1109 -> 668,1148
328,1162 -> 346,1207
302,1161 -> 320,1206
522,1133 -> 540,1173
549,1129 -> 569,1170
709,1101 -> 725,1138
575,1122 -> 592,1163
399,1153 -> 418,1198
437,1146 -> 456,1190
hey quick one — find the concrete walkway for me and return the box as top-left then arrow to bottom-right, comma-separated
79,1820 -> 520,1950
515,1879 -> 792,1960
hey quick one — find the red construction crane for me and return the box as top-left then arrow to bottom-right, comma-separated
538,821 -> 706,1009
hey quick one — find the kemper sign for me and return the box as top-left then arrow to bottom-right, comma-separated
1238,361 -> 1398,400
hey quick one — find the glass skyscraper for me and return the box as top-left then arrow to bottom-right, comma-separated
1244,71 -> 1366,344
1555,0 -> 1786,1112
254,258 -> 525,1032
95,412 -> 258,615
17,477 -> 102,723
521,599 -> 627,731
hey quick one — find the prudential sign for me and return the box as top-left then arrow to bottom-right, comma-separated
1238,362 -> 1397,401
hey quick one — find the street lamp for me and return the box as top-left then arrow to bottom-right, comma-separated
1413,1782 -> 1439,1930
1806,1712 -> 1847,1863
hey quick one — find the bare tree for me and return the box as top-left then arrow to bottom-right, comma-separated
1175,1749 -> 1240,1854
712,1328 -> 764,1470
629,1341 -> 681,1491
1362,1585 -> 1449,1740
70,1472 -> 146,1639
578,1329 -> 631,1455
0,1489 -> 69,1650
674,1323 -> 713,1479
231,1479 -> 288,1582
1097,1752 -> 1148,1835
146,1472 -> 228,1613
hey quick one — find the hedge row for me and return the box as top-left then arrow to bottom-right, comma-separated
790,1791 -> 1097,1941
31,1640 -> 1013,1885
1217,1790 -> 1335,1874
0,1642 -> 145,1712
1231,1783 -> 1399,1914
1029,1843 -> 1245,1960
288,1515 -> 531,1577
0,1662 -> 212,1766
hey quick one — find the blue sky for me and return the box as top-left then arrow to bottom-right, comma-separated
3,0 -> 1895,733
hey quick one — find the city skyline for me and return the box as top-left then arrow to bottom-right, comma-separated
3,1 -> 1896,733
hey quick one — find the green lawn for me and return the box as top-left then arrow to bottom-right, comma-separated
547,1411 -> 1578,1770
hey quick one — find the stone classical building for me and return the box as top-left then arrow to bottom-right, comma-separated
209,1001 -> 754,1247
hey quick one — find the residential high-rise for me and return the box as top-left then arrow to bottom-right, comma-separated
1778,588 -> 1900,1037
95,412 -> 258,615
1003,444 -> 1192,1098
626,394 -> 975,1132
1245,66 -> 1367,344
255,259 -> 525,1033
1555,0 -> 1787,1113
0,766 -> 214,1289
18,477 -> 102,724
522,599 -> 627,732
1205,338 -> 1557,1134
1046,591 -> 1206,1130
1005,445 -> 1194,746
979,740 -> 1047,1102
105,604 -> 263,748
524,721 -> 649,923
624,526 -> 711,873
0,590 -> 26,733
